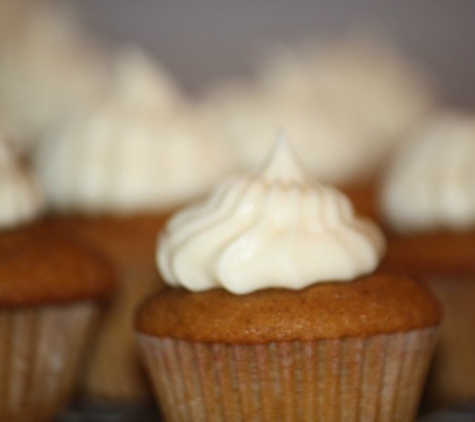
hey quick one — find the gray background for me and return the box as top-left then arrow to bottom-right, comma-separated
70,0 -> 475,104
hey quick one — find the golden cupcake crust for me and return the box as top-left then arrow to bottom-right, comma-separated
383,231 -> 475,278
0,222 -> 116,306
136,271 -> 441,343
45,213 -> 173,266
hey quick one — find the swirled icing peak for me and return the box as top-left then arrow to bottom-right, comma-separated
158,136 -> 386,294
381,111 -> 475,233
113,46 -> 182,110
0,137 -> 44,229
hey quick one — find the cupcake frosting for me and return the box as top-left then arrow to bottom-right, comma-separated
259,39 -> 436,145
113,47 -> 183,111
206,38 -> 436,186
158,136 -> 386,294
381,112 -> 475,233
34,104 -> 232,215
32,42 -> 231,215
0,138 -> 44,229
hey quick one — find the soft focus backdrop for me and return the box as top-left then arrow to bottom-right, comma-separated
70,0 -> 475,104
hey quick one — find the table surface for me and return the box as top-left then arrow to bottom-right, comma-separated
55,401 -> 475,422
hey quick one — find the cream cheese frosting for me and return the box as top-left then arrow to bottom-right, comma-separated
32,41 -> 233,215
0,138 -> 44,229
158,136 -> 386,294
34,103 -> 233,215
259,39 -> 436,146
381,112 -> 475,233
205,38 -> 436,186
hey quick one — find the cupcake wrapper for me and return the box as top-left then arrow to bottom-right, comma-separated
423,276 -> 475,407
0,301 -> 98,422
138,327 -> 438,422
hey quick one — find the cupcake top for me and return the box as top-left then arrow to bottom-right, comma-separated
381,111 -> 475,233
34,48 -> 234,215
0,222 -> 116,306
158,136 -> 386,294
0,137 -> 44,230
137,272 -> 441,342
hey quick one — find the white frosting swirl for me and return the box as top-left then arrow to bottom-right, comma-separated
34,104 -> 233,215
158,136 -> 386,294
0,138 -> 44,229
381,112 -> 475,233
259,39 -> 436,145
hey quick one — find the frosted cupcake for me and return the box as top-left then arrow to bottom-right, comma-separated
136,137 -> 441,421
0,138 -> 116,422
33,48 -> 235,402
381,111 -> 475,407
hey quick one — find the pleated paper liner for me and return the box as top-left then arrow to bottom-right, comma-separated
0,301 -> 98,422
423,276 -> 475,409
138,327 -> 438,422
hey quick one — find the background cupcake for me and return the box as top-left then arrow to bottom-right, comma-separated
204,38 -> 438,219
33,47 -> 236,402
0,136 -> 116,422
136,137 -> 441,421
380,110 -> 475,408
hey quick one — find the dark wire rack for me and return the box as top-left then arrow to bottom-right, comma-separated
55,401 -> 475,422
56,401 -> 160,422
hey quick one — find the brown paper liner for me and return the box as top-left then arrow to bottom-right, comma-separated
137,327 -> 438,422
423,276 -> 475,408
0,302 -> 98,422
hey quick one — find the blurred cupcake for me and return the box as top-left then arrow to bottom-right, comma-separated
0,137 -> 116,422
136,137 -> 441,421
33,47 -> 235,402
380,111 -> 475,407
259,38 -> 437,151
205,38 -> 436,219
0,0 -> 109,152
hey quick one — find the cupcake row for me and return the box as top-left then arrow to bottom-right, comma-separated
1,1 -> 474,420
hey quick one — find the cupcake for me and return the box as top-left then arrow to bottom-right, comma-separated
33,48 -> 235,402
380,111 -> 475,408
136,136 -> 441,421
258,38 -> 437,152
0,138 -> 116,422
